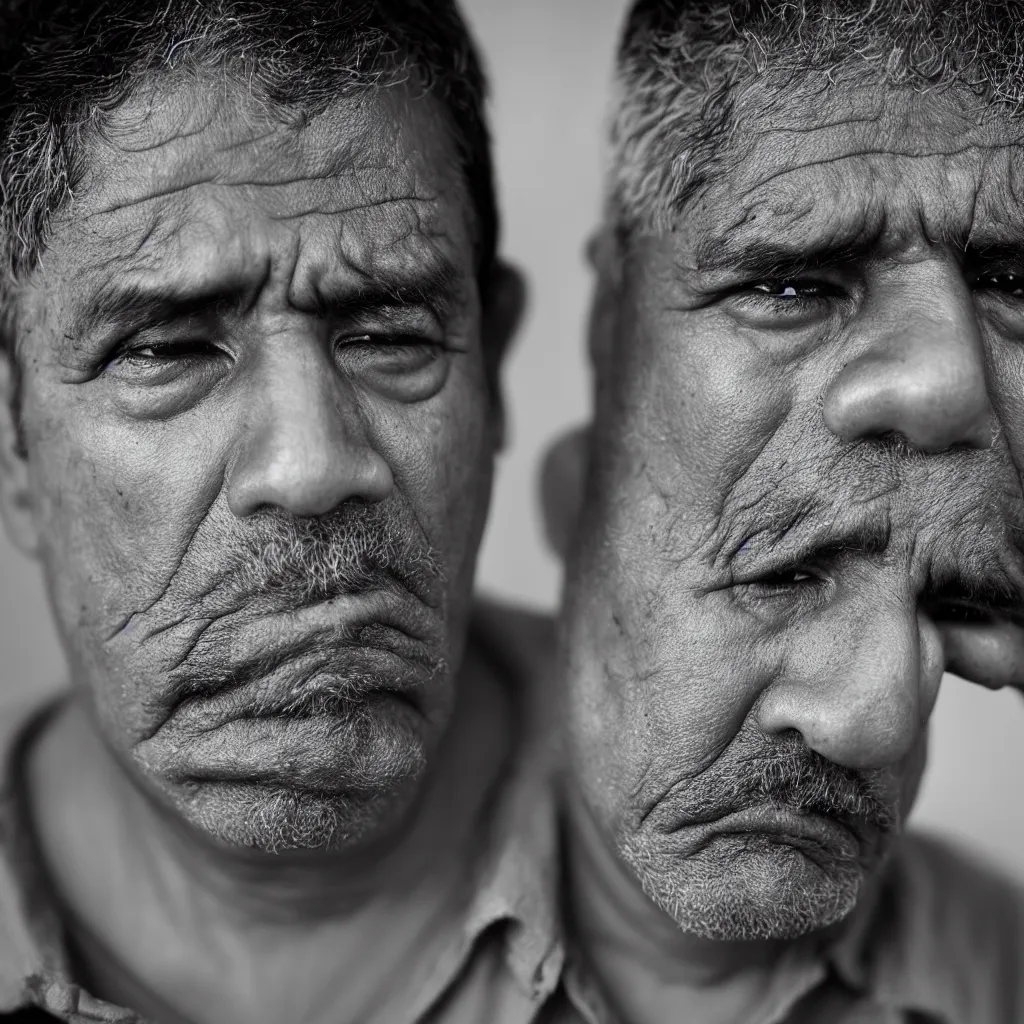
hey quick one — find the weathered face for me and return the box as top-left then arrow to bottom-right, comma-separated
564,82 -> 1024,940
0,75 -> 512,852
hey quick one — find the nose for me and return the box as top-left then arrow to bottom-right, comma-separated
755,603 -> 944,772
822,264 -> 994,452
227,337 -> 393,519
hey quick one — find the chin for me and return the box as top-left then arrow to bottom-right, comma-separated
134,718 -> 429,853
130,690 -> 434,852
183,781 -> 424,853
623,832 -> 867,942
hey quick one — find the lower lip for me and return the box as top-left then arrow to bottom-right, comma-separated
149,693 -> 426,791
702,804 -> 861,858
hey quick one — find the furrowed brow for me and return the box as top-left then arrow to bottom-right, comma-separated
692,235 -> 876,279
70,278 -> 248,342
312,257 -> 463,323
926,561 -> 1024,615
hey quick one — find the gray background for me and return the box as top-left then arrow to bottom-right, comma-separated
2,0 -> 1022,880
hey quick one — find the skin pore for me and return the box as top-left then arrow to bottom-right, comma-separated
558,79 -> 1024,1023
0,71 -> 521,1024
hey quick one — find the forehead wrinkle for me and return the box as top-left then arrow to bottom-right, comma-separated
967,146 -> 1024,245
694,144 -> 1024,270
79,164 -> 425,223
733,142 -> 1010,204
77,87 -> 427,223
691,189 -> 887,277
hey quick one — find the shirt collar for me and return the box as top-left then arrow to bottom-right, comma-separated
0,601 -> 565,1021
464,600 -> 565,1002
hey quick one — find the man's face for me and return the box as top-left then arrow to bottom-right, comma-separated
564,82 -> 1024,940
0,76 -> 510,852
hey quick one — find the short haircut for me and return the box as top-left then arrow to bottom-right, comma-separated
609,0 -> 1024,235
0,0 -> 497,345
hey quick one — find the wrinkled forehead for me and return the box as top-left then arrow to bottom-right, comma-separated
37,76 -> 475,324
686,82 -> 1024,261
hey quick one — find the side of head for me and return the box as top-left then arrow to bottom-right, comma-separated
562,0 -> 1024,941
0,0 -> 523,853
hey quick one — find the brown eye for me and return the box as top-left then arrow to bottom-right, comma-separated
974,272 -> 1024,297
333,333 -> 449,402
751,281 -> 829,300
334,334 -> 443,373
119,340 -> 217,364
754,282 -> 801,299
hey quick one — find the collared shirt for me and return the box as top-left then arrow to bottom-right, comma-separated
550,831 -> 1024,1024
0,600 -> 566,1024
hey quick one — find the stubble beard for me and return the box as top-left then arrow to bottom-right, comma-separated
620,829 -> 868,941
118,500 -> 452,854
172,697 -> 430,853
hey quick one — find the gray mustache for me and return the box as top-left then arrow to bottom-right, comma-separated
681,736 -> 896,835
226,502 -> 443,606
735,746 -> 896,832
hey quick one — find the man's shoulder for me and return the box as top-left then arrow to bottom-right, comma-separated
471,595 -> 557,688
0,693 -> 66,1019
895,830 -> 1024,925
882,831 -> 1024,1021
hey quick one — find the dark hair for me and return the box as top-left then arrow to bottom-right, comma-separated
609,0 -> 1024,234
0,0 -> 498,309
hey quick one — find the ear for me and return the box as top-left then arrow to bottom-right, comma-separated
480,260 -> 527,453
0,349 -> 39,557
585,228 -> 625,378
539,424 -> 590,563
536,231 -> 624,562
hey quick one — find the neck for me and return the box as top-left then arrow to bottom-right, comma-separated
564,791 -> 820,1024
25,638 -> 513,1024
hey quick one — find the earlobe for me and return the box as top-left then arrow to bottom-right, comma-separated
539,425 -> 590,562
481,261 -> 527,453
0,353 -> 40,558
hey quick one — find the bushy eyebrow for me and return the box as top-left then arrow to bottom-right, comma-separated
307,258 -> 463,324
69,279 -> 243,342
69,256 -> 464,342
690,235 -> 876,279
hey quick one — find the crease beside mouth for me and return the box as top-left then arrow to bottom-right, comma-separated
158,603 -> 441,715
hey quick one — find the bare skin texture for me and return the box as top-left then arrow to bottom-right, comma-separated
0,74 -> 521,1024
555,82 -> 1024,1023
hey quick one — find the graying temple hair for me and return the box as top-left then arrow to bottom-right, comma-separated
0,0 -> 497,352
609,0 -> 1024,235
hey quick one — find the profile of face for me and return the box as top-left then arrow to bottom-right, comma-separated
0,75 -> 517,853
561,80 -> 1024,941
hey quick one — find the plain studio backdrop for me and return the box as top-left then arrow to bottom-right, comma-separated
1,0 -> 1022,882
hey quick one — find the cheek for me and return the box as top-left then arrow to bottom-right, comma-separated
603,299 -> 799,530
24,378 -> 231,666
367,359 -> 495,580
566,468 -> 782,826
